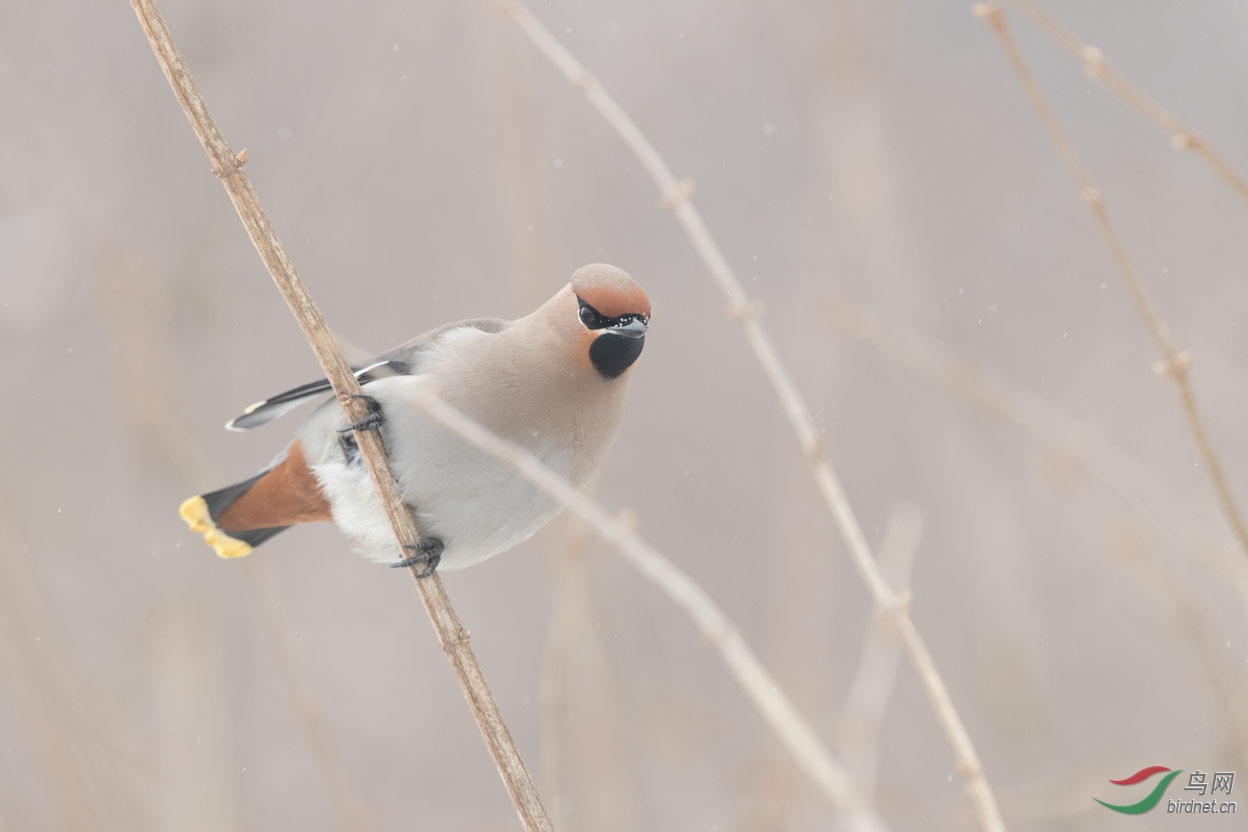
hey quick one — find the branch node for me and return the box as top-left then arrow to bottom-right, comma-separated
1080,46 -> 1104,77
970,3 -> 1003,29
660,178 -> 696,211
614,506 -> 640,534
804,436 -> 824,461
700,624 -> 728,649
570,69 -> 594,92
1171,132 -> 1204,152
876,590 -> 913,625
727,298 -> 764,321
212,148 -> 248,179
1152,351 -> 1193,379
1079,186 -> 1101,205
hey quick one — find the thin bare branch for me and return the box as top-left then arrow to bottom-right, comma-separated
1005,0 -> 1248,203
974,4 -> 1248,560
127,2 -> 552,828
499,3 -> 1005,828
406,384 -> 888,832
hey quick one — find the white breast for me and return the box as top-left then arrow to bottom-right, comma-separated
302,314 -> 628,570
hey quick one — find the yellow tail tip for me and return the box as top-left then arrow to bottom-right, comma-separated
179,495 -> 253,559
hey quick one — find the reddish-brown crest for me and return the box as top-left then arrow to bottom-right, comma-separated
570,263 -> 650,319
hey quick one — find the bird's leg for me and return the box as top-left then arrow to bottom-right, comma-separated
340,402 -> 439,577
337,395 -> 384,463
393,537 -> 444,579
339,394 -> 385,433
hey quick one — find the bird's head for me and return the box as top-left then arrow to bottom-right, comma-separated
558,263 -> 650,380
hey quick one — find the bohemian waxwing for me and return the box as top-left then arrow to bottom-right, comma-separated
179,263 -> 650,575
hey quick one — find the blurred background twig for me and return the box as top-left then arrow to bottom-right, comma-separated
500,3 -> 1004,827
838,504 -> 924,804
409,384 -> 888,831
1005,0 -> 1248,202
976,3 -> 1248,559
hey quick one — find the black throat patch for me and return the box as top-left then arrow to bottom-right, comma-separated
589,332 -> 645,379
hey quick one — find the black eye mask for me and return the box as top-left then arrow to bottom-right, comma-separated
577,296 -> 648,330
577,296 -> 647,379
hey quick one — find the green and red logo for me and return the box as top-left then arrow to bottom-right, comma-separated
1094,766 -> 1182,814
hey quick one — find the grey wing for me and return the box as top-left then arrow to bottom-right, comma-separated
225,317 -> 510,430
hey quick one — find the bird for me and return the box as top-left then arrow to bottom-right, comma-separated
179,263 -> 650,576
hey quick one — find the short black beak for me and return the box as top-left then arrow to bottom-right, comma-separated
605,318 -> 647,339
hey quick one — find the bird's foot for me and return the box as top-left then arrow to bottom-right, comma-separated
393,537 -> 444,578
339,394 -> 385,433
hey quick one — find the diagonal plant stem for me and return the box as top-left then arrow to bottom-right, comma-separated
829,296 -> 1248,765
498,2 -> 1005,828
406,384 -> 887,832
974,4 -> 1248,560
127,2 -> 552,829
840,506 -> 924,804
1005,0 -> 1248,203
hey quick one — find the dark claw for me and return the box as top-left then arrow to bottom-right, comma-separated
392,537 -> 444,578
339,394 -> 384,434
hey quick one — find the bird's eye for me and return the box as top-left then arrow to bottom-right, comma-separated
579,304 -> 596,326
